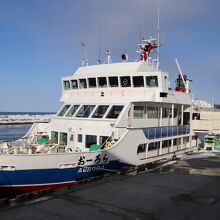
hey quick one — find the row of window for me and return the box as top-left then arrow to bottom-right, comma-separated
63,75 -> 158,90
51,131 -> 108,149
143,125 -> 190,140
133,106 -> 178,119
137,137 -> 189,154
58,104 -> 124,119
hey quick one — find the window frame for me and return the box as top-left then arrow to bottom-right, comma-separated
98,77 -> 107,88
65,105 -> 80,117
79,78 -> 87,89
120,76 -> 131,87
57,105 -> 71,117
63,80 -> 70,90
108,76 -> 119,87
132,76 -> 144,87
106,105 -> 124,119
76,105 -> 96,118
71,80 -> 78,89
88,78 -> 97,88
146,76 -> 158,87
91,105 -> 109,118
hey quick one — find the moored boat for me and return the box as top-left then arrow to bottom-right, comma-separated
0,37 -> 196,196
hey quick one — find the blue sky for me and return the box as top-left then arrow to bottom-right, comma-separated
0,0 -> 219,112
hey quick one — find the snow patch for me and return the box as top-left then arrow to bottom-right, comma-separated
0,114 -> 55,124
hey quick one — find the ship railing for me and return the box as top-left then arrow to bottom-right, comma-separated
143,125 -> 190,140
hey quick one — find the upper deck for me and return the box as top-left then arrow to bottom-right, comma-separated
60,61 -> 191,105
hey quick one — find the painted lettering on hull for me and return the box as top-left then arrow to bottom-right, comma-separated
78,165 -> 105,173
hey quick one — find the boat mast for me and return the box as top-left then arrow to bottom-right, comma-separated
157,0 -> 160,70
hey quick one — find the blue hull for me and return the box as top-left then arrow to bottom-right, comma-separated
0,161 -> 128,197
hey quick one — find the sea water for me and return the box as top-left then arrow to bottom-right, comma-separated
0,112 -> 54,141
0,124 -> 32,141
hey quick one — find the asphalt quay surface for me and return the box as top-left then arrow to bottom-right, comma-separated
0,152 -> 220,220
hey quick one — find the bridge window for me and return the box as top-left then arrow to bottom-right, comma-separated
109,76 -> 119,87
51,131 -> 58,144
133,76 -> 144,87
63,81 -> 70,90
106,105 -> 124,119
79,79 -> 87,88
146,76 -> 158,87
98,77 -> 107,87
120,76 -> 131,87
71,80 -> 78,89
66,105 -> 80,117
92,105 -> 109,118
88,78 -> 97,88
76,105 -> 95,118
58,105 -> 71,116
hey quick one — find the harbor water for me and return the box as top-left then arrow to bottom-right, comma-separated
0,112 -> 54,141
0,124 -> 32,141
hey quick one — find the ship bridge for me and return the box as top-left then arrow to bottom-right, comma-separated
60,61 -> 191,105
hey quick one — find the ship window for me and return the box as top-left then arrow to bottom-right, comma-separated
174,108 -> 178,118
162,108 -> 169,118
98,77 -> 107,87
147,107 -> 159,118
106,105 -> 124,119
51,131 -> 58,144
66,105 -> 80,117
85,135 -> 97,148
71,80 -> 78,89
133,106 -> 146,119
79,79 -> 87,88
146,76 -> 158,87
109,76 -> 119,87
63,80 -> 70,90
60,132 -> 67,145
58,105 -> 71,116
78,134 -> 83,142
133,76 -> 144,87
88,78 -> 97,88
162,140 -> 171,148
100,136 -> 108,146
120,76 -> 131,87
76,105 -> 95,118
137,144 -> 146,154
92,105 -> 109,118
148,142 -> 160,151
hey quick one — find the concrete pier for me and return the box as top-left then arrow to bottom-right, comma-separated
0,153 -> 220,220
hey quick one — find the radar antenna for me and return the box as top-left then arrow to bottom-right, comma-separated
80,41 -> 88,66
104,50 -> 112,64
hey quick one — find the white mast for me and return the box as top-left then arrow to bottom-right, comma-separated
157,0 -> 160,70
